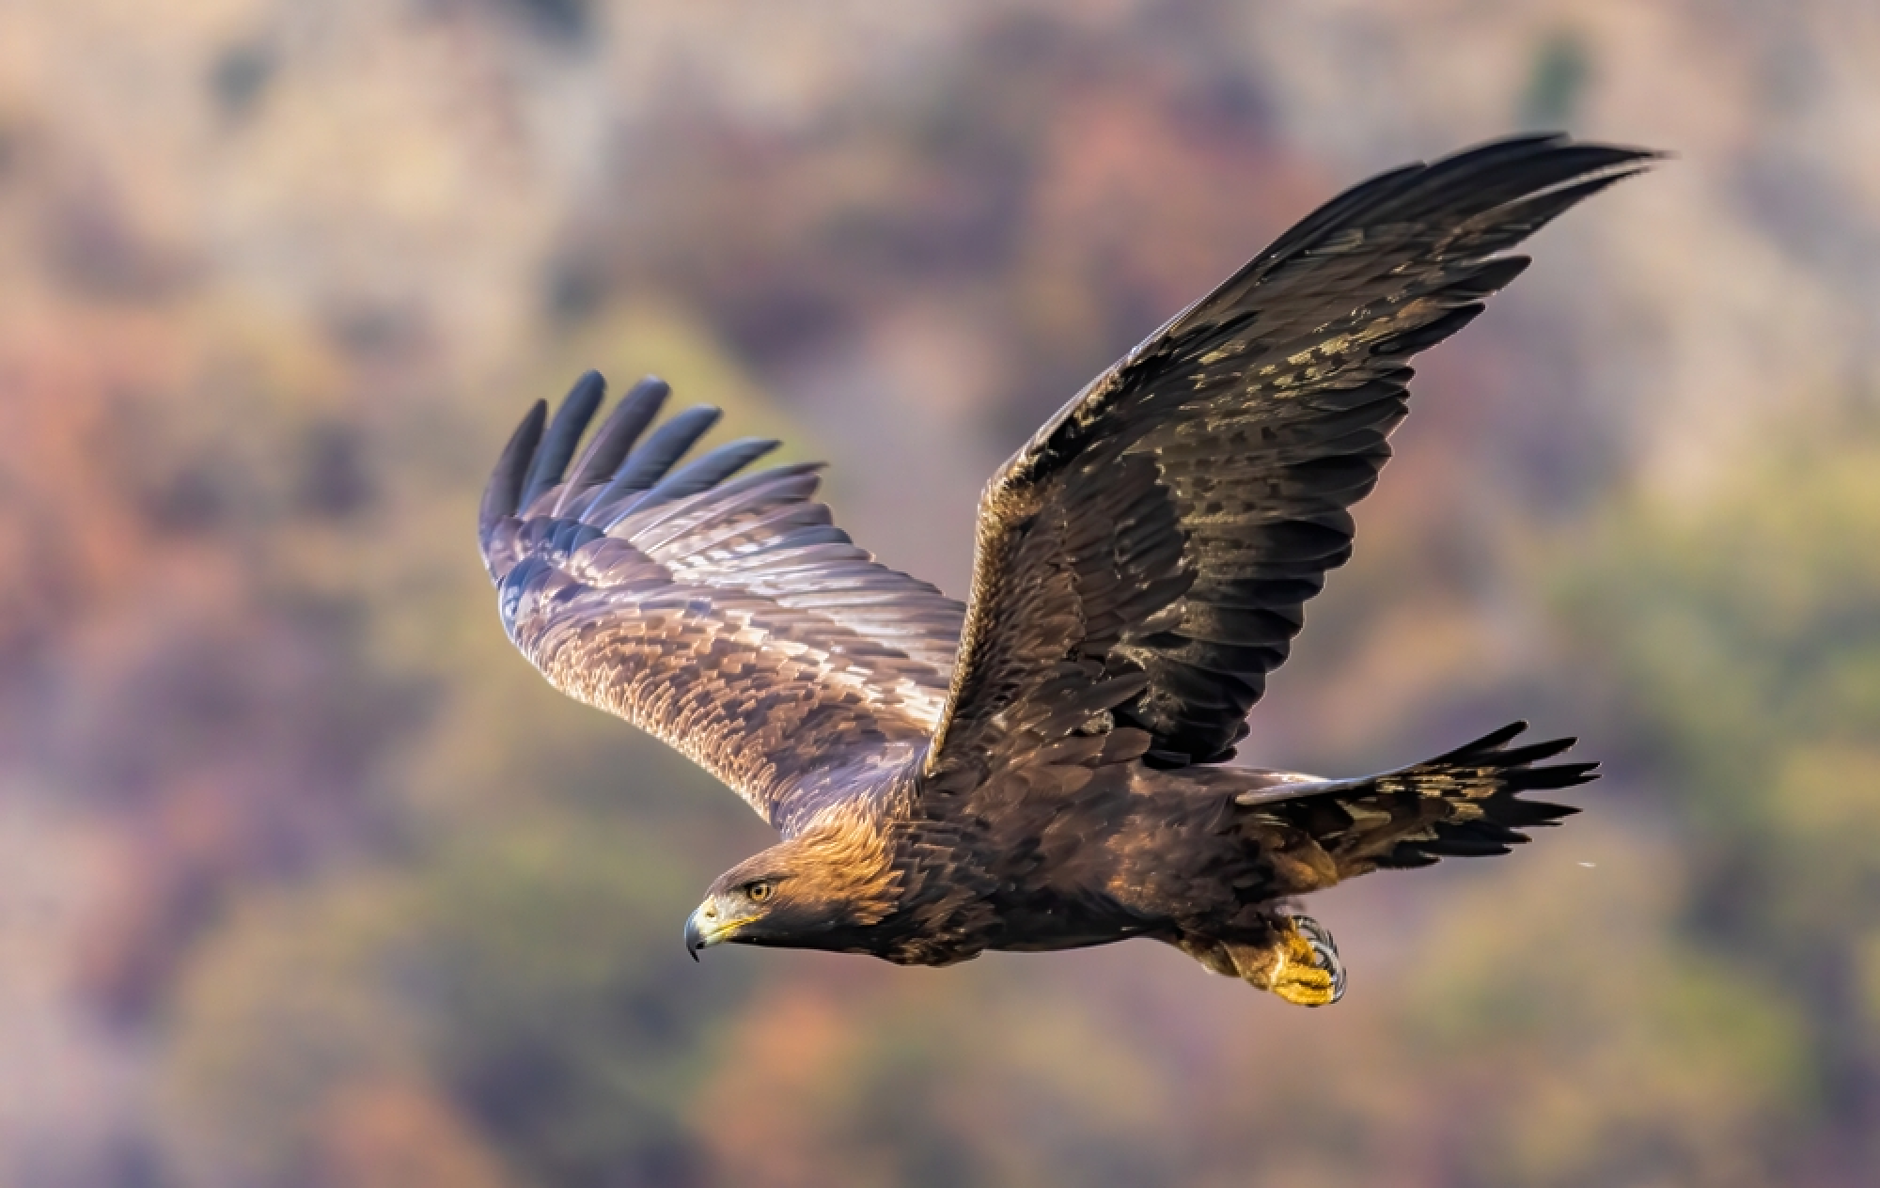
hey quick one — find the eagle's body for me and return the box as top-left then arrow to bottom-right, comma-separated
479,135 -> 1651,1004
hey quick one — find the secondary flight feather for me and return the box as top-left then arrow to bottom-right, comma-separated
478,134 -> 1652,1004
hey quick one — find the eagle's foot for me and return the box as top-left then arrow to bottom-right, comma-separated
1225,915 -> 1346,1007
1284,914 -> 1347,1006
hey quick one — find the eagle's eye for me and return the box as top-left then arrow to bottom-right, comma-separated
745,880 -> 774,903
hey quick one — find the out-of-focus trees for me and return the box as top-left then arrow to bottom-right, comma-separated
161,820 -> 745,1188
1560,416 -> 1880,1181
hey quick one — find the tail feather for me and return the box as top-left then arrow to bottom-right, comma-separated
1234,721 -> 1597,880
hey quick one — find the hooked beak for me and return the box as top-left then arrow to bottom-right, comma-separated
685,902 -> 749,960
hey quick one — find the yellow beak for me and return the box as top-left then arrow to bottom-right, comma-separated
684,902 -> 753,959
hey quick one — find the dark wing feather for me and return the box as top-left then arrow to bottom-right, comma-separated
927,135 -> 1656,780
480,375 -> 965,833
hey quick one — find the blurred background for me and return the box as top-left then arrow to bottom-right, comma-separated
2,1 -> 1878,1185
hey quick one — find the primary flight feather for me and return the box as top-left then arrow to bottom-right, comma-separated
479,134 -> 1651,1004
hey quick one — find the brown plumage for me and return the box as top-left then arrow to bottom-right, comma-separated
478,134 -> 1651,1005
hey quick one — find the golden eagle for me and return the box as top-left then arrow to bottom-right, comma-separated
479,134 -> 1651,1005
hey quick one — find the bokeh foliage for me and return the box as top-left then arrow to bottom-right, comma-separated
2,2 -> 1877,1186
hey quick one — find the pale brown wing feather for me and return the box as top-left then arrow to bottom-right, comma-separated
481,375 -> 964,833
926,135 -> 1656,784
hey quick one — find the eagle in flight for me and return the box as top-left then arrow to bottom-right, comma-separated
479,134 -> 1651,1006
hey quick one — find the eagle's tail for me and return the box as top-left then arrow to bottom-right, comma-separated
1234,721 -> 1598,883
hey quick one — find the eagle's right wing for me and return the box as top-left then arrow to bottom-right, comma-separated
480,375 -> 965,835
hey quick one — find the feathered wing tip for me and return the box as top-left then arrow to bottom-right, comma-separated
1180,135 -> 1660,333
477,371 -> 785,573
480,401 -> 545,526
554,375 -> 672,515
1256,133 -> 1661,273
521,369 -> 607,512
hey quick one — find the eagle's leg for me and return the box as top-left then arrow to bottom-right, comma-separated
1182,915 -> 1347,1006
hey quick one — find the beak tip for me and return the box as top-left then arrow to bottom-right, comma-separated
684,910 -> 706,961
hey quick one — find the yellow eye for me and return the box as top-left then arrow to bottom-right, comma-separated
746,881 -> 773,903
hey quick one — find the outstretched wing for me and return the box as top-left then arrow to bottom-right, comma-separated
480,373 -> 965,834
927,135 -> 1656,784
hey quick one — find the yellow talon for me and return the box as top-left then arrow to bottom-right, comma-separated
1220,915 -> 1346,1007
1268,931 -> 1340,1007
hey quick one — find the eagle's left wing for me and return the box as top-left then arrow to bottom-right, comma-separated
480,374 -> 965,835
922,135 -> 1655,793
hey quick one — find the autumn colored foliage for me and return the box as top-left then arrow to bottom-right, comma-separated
2,2 -> 1876,1185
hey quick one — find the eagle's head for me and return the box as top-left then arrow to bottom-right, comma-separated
685,820 -> 897,958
